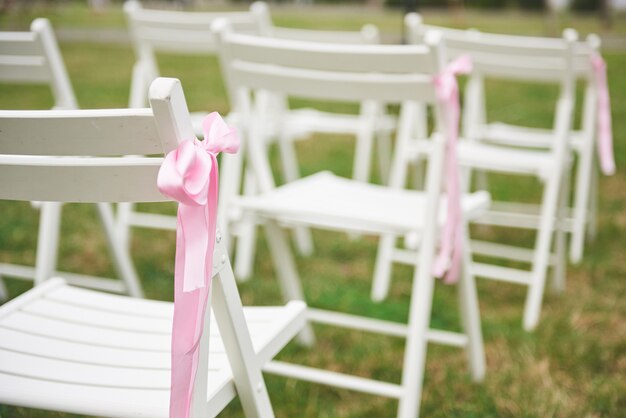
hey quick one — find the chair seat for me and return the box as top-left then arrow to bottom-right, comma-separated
235,171 -> 490,236
457,140 -> 554,180
0,278 -> 306,418
479,122 -> 586,152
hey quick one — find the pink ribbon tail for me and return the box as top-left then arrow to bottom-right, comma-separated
431,54 -> 472,284
591,52 -> 615,176
157,112 -> 239,418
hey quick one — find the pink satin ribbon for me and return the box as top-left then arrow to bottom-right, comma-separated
157,112 -> 239,418
431,54 -> 473,284
590,52 -> 615,176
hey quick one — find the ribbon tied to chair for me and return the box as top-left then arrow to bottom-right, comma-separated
157,112 -> 239,418
590,52 -> 615,176
431,54 -> 472,284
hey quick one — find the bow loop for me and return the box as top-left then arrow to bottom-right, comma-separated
202,112 -> 240,154
158,139 -> 212,207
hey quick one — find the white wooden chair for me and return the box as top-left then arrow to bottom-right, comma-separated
402,14 -> 577,331
121,0 -> 394,281
405,13 -> 610,265
0,77 -> 306,417
215,24 -> 487,418
0,18 -> 143,298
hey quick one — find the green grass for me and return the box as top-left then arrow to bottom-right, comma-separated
1,5 -> 625,418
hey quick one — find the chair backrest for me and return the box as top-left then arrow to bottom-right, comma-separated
0,78 -> 191,203
0,18 -> 77,109
124,0 -> 265,108
406,13 -> 600,83
214,22 -> 449,199
405,13 -> 577,93
250,1 -> 380,45
124,0 -> 382,109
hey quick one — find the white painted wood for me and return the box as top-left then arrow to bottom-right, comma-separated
0,18 -> 144,298
0,77 -> 306,418
407,13 -> 603,265
121,2 -> 392,277
406,16 -> 578,330
217,27 -> 486,417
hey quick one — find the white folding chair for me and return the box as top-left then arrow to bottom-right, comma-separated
232,2 -> 398,281
215,24 -> 487,418
121,0 -> 394,282
405,13 -> 610,264
0,18 -> 143,298
403,14 -> 578,331
0,77 -> 306,417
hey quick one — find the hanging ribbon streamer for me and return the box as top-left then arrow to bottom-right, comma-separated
590,52 -> 615,176
157,112 -> 239,418
431,54 -> 473,284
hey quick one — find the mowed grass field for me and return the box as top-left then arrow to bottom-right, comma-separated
0,4 -> 625,417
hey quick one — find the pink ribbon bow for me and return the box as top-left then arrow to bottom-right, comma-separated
157,112 -> 239,418
590,52 -> 615,176
431,54 -> 473,284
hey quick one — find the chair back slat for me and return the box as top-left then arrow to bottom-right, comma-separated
0,55 -> 51,84
0,33 -> 45,56
0,18 -> 77,109
405,15 -> 576,83
125,0 -> 260,55
0,78 -> 193,203
0,156 -> 165,202
224,32 -> 437,74
0,109 -> 162,156
231,61 -> 436,103
268,25 -> 379,44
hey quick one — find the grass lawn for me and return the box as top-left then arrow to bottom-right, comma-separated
0,4 -> 625,418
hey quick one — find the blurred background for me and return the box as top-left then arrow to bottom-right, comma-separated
0,1 -> 624,417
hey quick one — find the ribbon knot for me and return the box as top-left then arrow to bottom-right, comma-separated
590,52 -> 615,176
157,112 -> 239,418
431,54 -> 473,284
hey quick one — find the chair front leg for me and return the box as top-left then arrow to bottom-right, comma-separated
263,219 -> 315,346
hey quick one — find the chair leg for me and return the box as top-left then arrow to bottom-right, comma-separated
278,131 -> 315,257
212,265 -> 276,418
371,234 -> 396,302
396,250 -> 436,418
352,113 -> 376,184
115,202 -> 134,251
569,142 -> 594,264
234,170 -> 260,281
375,124 -> 392,185
96,203 -> 144,298
234,221 -> 258,282
552,161 -> 571,294
34,202 -> 62,285
458,227 -> 486,382
523,170 -> 562,331
0,277 -> 8,302
263,220 -> 315,346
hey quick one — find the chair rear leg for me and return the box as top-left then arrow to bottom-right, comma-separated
371,234 -> 397,302
569,140 -> 594,264
96,203 -> 144,298
552,160 -> 571,294
34,202 -> 62,285
115,202 -> 134,251
264,220 -> 315,346
523,171 -> 562,331
459,226 -> 485,382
